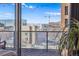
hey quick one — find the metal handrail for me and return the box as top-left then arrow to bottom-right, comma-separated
0,31 -> 64,32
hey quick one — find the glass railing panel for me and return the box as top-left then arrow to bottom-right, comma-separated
21,32 -> 47,49
21,31 -> 63,49
0,31 -> 15,48
48,31 -> 62,49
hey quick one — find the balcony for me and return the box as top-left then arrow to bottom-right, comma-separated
0,27 -> 62,56
0,20 -> 62,56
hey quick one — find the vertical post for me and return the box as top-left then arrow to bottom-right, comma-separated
29,26 -> 32,44
15,3 -> 21,56
14,31 -> 15,48
68,4 -> 71,56
46,31 -> 48,52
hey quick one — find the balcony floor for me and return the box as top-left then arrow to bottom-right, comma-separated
0,48 -> 60,56
21,48 -> 60,56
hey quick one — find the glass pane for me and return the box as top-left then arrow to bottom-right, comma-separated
21,3 -> 61,56
0,3 -> 16,56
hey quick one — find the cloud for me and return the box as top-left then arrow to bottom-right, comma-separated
0,12 -> 14,19
3,12 -> 13,16
29,5 -> 34,9
22,3 -> 34,9
11,3 -> 15,6
45,12 -> 61,16
22,3 -> 28,8
0,12 -> 13,16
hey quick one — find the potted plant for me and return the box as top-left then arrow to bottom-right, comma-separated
59,18 -> 79,56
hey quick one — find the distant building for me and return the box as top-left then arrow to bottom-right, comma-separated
41,22 -> 61,31
0,23 -> 5,31
48,22 -> 61,31
4,26 -> 14,31
21,24 -> 38,48
41,24 -> 49,31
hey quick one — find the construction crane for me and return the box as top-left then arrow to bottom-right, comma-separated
44,15 -> 53,23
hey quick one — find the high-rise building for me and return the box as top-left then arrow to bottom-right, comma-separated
61,3 -> 79,31
61,3 -> 70,31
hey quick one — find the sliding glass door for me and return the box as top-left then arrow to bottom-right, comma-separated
21,3 -> 61,56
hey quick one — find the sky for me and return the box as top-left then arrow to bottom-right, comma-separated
0,3 -> 61,24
